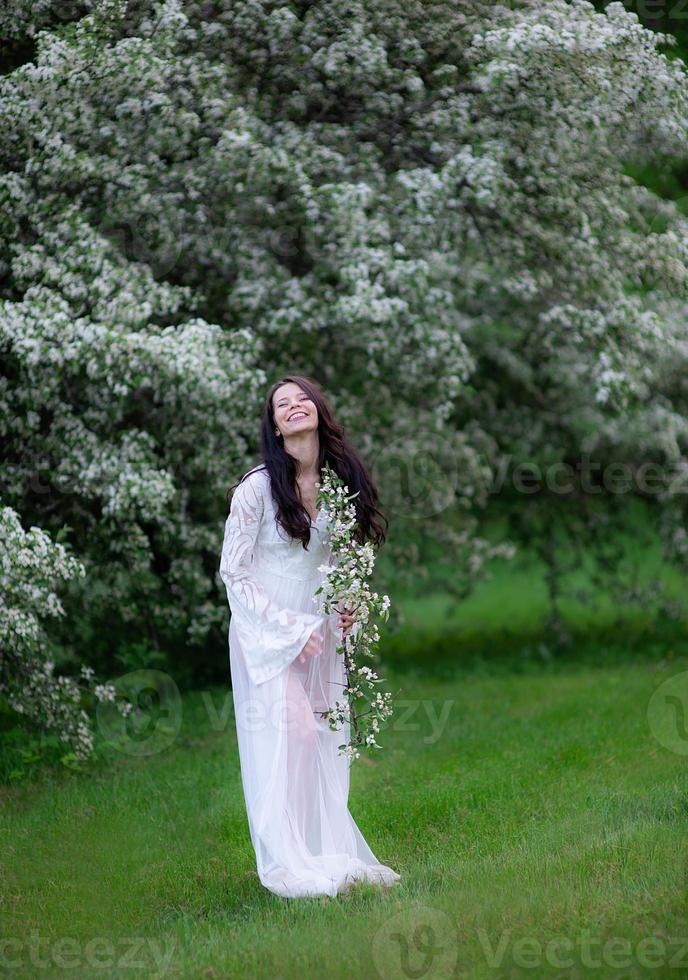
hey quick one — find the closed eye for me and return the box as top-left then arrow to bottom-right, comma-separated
277,393 -> 311,407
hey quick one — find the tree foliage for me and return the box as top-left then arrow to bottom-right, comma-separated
3,0 -> 688,743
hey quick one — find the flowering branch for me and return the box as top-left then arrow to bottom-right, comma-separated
314,463 -> 394,762
0,504 -> 134,764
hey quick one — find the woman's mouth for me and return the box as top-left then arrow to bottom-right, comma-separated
287,412 -> 308,421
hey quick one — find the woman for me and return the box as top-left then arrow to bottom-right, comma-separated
219,374 -> 401,899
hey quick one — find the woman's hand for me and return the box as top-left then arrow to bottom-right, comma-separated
336,600 -> 356,638
298,629 -> 323,664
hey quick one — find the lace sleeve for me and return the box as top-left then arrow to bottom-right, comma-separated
219,470 -> 324,685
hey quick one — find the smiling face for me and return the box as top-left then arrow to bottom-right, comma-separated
272,381 -> 319,438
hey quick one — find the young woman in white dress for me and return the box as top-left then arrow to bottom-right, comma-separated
219,374 -> 401,899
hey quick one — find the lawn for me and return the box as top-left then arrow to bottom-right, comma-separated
2,648 -> 687,978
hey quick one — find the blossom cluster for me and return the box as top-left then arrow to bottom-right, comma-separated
0,504 -> 133,762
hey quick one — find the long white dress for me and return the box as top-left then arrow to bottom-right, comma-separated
219,465 -> 401,899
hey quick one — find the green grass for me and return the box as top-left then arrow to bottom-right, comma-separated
3,511 -> 688,976
2,653 -> 688,978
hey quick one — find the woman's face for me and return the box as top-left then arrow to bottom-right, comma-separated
272,382 -> 319,438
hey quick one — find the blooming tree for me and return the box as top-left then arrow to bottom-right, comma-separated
3,0 -> 688,750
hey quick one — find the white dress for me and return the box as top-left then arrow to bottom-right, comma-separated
219,465 -> 401,899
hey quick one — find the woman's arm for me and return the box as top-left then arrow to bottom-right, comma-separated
220,471 -> 323,685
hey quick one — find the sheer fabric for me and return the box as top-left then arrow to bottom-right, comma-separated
219,465 -> 401,899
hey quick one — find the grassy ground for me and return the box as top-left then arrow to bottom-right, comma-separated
2,648 -> 688,978
3,513 -> 688,977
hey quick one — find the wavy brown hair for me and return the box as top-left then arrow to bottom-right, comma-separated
227,374 -> 387,550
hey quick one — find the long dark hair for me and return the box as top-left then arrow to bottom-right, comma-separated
227,374 -> 387,550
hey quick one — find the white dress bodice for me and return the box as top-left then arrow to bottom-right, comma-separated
219,465 -> 336,685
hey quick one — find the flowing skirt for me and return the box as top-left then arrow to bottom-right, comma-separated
228,567 -> 401,899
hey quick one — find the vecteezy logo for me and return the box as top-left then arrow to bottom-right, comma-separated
369,433 -> 459,521
647,670 -> 688,756
371,905 -> 458,979
96,669 -> 182,757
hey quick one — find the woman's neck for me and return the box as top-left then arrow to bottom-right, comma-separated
284,432 -> 320,478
